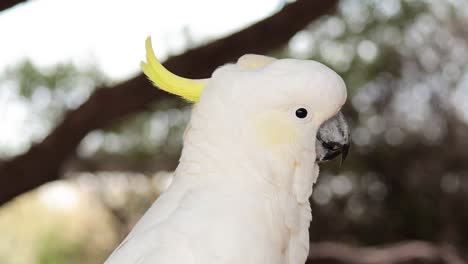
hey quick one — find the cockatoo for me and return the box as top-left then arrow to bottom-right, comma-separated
105,37 -> 350,264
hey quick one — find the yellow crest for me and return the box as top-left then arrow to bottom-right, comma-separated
141,37 -> 206,102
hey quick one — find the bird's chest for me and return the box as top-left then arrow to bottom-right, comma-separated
269,191 -> 312,264
188,189 -> 310,264
179,191 -> 285,264
267,162 -> 318,264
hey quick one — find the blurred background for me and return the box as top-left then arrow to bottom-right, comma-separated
1,0 -> 468,263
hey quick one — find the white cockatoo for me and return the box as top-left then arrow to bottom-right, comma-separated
104,37 -> 349,264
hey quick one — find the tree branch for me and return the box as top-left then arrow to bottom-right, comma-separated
0,0 -> 338,206
0,0 -> 28,13
308,241 -> 465,264
66,155 -> 180,173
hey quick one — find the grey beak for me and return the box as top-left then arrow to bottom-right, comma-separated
315,112 -> 350,165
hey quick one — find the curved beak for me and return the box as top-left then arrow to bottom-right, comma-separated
315,112 -> 350,165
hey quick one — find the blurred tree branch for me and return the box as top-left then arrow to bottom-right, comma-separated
0,0 -> 338,206
0,0 -> 27,12
308,241 -> 465,264
66,155 -> 179,173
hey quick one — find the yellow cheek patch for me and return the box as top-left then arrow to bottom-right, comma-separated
255,112 -> 298,148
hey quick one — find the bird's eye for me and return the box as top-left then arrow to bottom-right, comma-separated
295,108 -> 308,119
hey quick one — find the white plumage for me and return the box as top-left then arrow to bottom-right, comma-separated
105,52 -> 347,264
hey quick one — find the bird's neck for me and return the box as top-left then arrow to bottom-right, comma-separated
179,129 -> 294,190
176,126 -> 318,264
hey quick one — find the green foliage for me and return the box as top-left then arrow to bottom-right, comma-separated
4,60 -> 105,99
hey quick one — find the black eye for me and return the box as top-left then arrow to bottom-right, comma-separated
295,108 -> 308,119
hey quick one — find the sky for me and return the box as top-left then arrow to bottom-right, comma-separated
0,0 -> 283,155
0,0 -> 282,80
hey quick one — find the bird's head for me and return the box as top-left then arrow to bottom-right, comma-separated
141,37 -> 349,167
